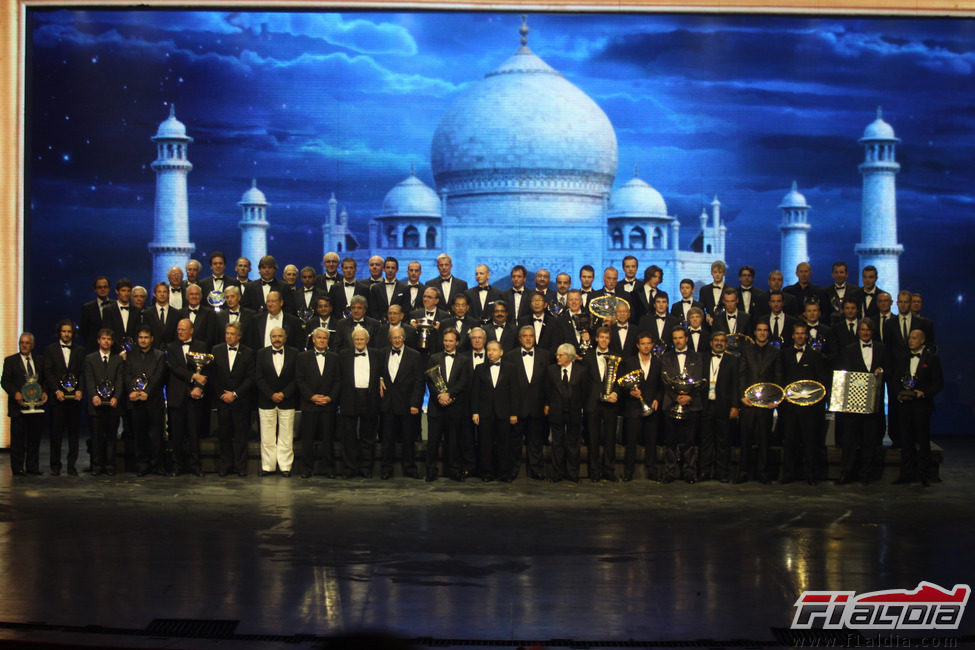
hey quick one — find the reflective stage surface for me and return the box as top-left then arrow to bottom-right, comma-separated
0,438 -> 973,649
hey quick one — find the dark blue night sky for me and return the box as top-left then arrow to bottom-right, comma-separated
25,10 -> 975,431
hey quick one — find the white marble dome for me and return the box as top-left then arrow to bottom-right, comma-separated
862,108 -> 897,141
240,179 -> 267,206
608,168 -> 668,218
779,181 -> 809,209
430,24 -> 617,195
382,170 -> 441,217
154,106 -> 190,140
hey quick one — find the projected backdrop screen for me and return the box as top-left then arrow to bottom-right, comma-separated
25,9 -> 974,432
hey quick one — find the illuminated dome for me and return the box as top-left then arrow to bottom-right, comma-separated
430,18 -> 617,196
382,167 -> 441,217
861,107 -> 898,141
240,179 -> 268,206
779,181 -> 809,209
153,105 -> 191,141
608,166 -> 669,218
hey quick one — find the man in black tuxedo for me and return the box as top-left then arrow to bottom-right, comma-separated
409,288 -> 450,354
295,328 -> 341,478
505,325 -> 552,481
698,260 -> 728,319
711,288 -> 750,342
618,255 -> 640,297
465,264 -> 505,322
893,329 -> 943,486
532,269 -> 558,306
503,265 -> 533,327
472,341 -> 516,482
372,304 -> 419,351
552,272 -> 572,313
333,296 -> 381,353
215,286 -> 255,344
824,260 -> 862,322
544,342 -> 589,482
401,261 -> 425,314
485,301 -> 519,352
857,265 -> 883,321
183,284 -> 218,348
166,266 -> 187,311
684,307 -> 711,356
425,328 -> 472,481
445,294 -> 479,351
760,291 -> 796,347
369,256 -> 409,320
522,292 -> 566,353
165,318 -> 210,476
315,251 -> 342,294
639,293 -> 678,349
670,278 -> 704,324
102,278 -> 141,355
2,332 -> 48,475
337,328 -> 383,478
84,328 -> 125,475
303,295 -> 340,350
660,327 -> 704,483
124,326 -> 166,476
81,276 -> 112,351
778,322 -> 828,485
618,333 -> 662,481
736,265 -> 767,318
294,266 -> 325,317
234,257 -> 252,293
378,326 -> 425,479
247,290 -> 302,353
784,262 -> 827,316
209,322 -> 255,477
426,253 -> 468,308
835,319 -> 886,485
582,327 -> 621,482
764,270 -> 799,318
737,321 -> 781,483
43,319 -> 86,476
577,265 -> 596,309
198,250 -> 241,297
358,255 -> 386,300
255,326 -> 299,476
801,300 -> 835,361
630,264 -> 664,323
244,255 -> 295,313
607,301 -> 637,359
698,331 -> 740,482
559,291 -> 592,359
885,290 -> 935,352
143,282 -> 183,349
831,297 -> 862,351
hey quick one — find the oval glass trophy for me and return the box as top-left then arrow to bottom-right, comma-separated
96,379 -> 115,400
21,375 -> 44,414
59,373 -> 78,397
743,382 -> 785,408
783,380 -> 826,406
207,290 -> 226,312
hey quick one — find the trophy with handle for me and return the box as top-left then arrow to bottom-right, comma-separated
617,369 -> 653,416
599,354 -> 622,402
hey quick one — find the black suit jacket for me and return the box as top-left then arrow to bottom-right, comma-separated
83,350 -> 125,415
332,317 -> 382,353
294,286 -> 326,314
892,347 -> 943,409
703,352 -> 740,413
426,276 -> 469,309
399,283 -> 425,313
2,353 -> 45,418
326,280 -> 370,317
295,349 -> 341,412
758,312 -> 796,345
884,313 -> 936,351
616,355 -> 662,419
779,346 -> 829,388
739,343 -> 782,391
368,280 -> 409,320
858,287 -> 885,321
255,345 -> 299,410
215,307 -> 256,344
685,327 -> 711,356
244,278 -> 296,313
698,283 -> 729,317
426,351 -> 472,416
784,282 -> 827,314
165,339 -> 210,408
337,347 -> 383,415
519,312 -> 566,353
465,285 -> 505,321
637,313 -> 680,347
142,305 -> 183,349
43,342 -> 86,397
627,283 -> 659,322
803,321 -> 835,359
485,322 -> 519,352
442,314 -> 481,351
824,284 -> 862,320
184,306 -> 219,348
609,323 -> 639,359
736,287 -> 768,317
315,273 -> 342,295
581,350 -> 622,412
660,349 -> 705,414
830,316 -> 862,352
371,322 -> 419,351
123,347 -> 167,409
505,347 -> 552,419
81,298 -> 110,351
472,360 -> 516,420
670,298 -> 705,322
712,311 -> 751,338
544,361 -> 589,424
303,314 -> 341,350
209,343 -> 255,411
101,302 -> 142,352
247,312 -> 303,352
502,288 -> 533,326
379,346 -> 425,415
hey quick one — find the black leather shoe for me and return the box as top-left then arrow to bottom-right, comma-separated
281,471 -> 291,477
68,467 -> 78,476
90,469 -> 101,477
380,472 -> 392,480
50,468 -> 61,476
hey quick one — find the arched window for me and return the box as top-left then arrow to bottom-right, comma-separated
706,244 -> 712,254
385,225 -> 397,248
611,228 -> 623,249
337,242 -> 343,252
403,225 -> 419,249
426,226 -> 437,249
652,227 -> 663,249
629,227 -> 646,250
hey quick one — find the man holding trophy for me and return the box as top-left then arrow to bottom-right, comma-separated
165,318 -> 210,477
2,332 -> 48,476
582,326 -> 621,482
84,328 -> 125,475
125,326 -> 167,476
43,319 -> 86,476
660,327 -> 704,483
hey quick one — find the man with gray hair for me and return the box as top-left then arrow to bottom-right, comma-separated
2,332 -> 48,475
544,342 -> 589,482
378,325 -> 424,479
296,327 -> 341,478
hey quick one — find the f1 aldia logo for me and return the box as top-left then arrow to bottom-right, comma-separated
792,581 -> 970,630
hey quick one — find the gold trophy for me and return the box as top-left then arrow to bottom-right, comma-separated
186,351 -> 214,373
617,369 -> 653,416
425,365 -> 451,405
599,354 -> 622,402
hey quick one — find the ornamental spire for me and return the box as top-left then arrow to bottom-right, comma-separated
519,15 -> 530,48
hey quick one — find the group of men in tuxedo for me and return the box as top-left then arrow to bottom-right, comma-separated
3,251 -> 943,486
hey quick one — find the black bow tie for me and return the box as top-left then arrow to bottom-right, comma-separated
795,348 -> 805,353
170,286 -> 180,291
344,282 -> 356,287
61,344 -> 71,349
522,350 -> 533,357
512,289 -> 523,294
861,343 -> 872,348
262,281 -> 274,286
99,299 -> 110,305
727,315 -> 736,320
657,315 -> 666,320
479,286 -> 489,291
683,300 -> 691,304
911,352 -> 922,358
491,362 -> 501,367
675,351 -> 687,356
474,352 -> 484,358
355,352 -> 367,357
534,318 -> 544,323
741,288 -> 751,292
228,347 -> 237,352
713,354 -> 722,361
408,284 -> 420,288
229,311 -> 239,316
441,277 -> 452,283
390,349 -> 401,355
444,352 -> 455,358
304,287 -> 314,292
618,325 -> 628,330
597,351 -> 608,356
272,349 -> 283,355
316,351 -> 327,357
189,309 -> 198,314
119,305 -> 129,310
385,281 -> 396,286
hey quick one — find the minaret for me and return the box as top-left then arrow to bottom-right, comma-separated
148,105 -> 195,284
779,181 -> 811,276
855,107 -> 903,300
322,192 -> 338,255
238,179 -> 269,279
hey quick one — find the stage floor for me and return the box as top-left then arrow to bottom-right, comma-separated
0,437 -> 973,649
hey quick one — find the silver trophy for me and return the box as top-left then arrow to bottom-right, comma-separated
96,379 -> 115,401
661,369 -> 703,420
416,317 -> 436,351
207,290 -> 226,312
783,380 -> 827,406
130,372 -> 149,394
617,370 -> 653,417
21,374 -> 44,414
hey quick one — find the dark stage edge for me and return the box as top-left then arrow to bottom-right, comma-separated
0,437 -> 973,650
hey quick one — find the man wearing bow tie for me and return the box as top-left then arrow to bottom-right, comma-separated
857,265 -> 884,321
234,257 -> 252,288
84,328 -> 125,475
503,265 -> 533,326
608,301 -> 637,359
824,261 -> 862,322
425,253 -> 468,308
166,266 -> 186,311
295,266 -> 325,317
166,319 -> 209,476
328,257 -> 370,318
835,319 -> 886,485
582,327 -> 621,482
183,283 -> 218,348
372,304 -> 419,351
544,342 -> 590,483
102,278 -> 141,355
142,282 -> 183,349
712,288 -> 750,339
639,293 -> 678,349
558,290 -> 592,359
425,328 -> 472,481
368,256 -> 408,320
185,259 -> 202,288
333,296 -> 381,353
215,286 -> 255,344
81,275 -> 112,351
578,265 -> 596,309
591,266 -> 624,314
698,260 -> 728,320
43,319 -> 86,476
378,326 -> 424,480
618,333 -> 662,481
255,326 -> 298,477
400,261 -> 425,314
248,290 -> 302,353
485,301 -> 519,352
738,321 -> 781,483
631,264 -> 663,323
464,327 -> 490,477
448,294 -> 479,352
670,278 -> 704,323
408,288 -> 449,354
698,331 -> 740,483
359,255 -> 386,302
315,251 -> 341,294
736,265 -> 767,317
124,326 -> 166,476
503,326 -> 552,481
338,328 -> 383,478
2,332 -> 48,476
472,341 -> 516,482
778,322 -> 827,485
893,329 -> 943,486
552,272 -> 572,313
244,255 -> 296,314
209,322 -> 255,477
533,268 -> 558,306
660,327 -> 704,483
295,328 -> 341,478
464,264 -> 504,321
198,250 -> 241,298
522,293 -> 566,353
800,300 -> 834,360
619,255 -> 640,297
684,307 -> 711,355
